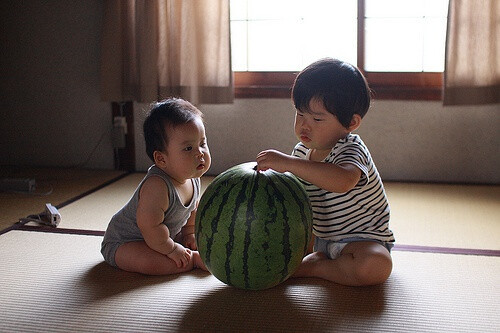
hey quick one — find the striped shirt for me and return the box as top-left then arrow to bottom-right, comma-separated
292,134 -> 395,243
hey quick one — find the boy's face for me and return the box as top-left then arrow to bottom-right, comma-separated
294,98 -> 350,153
158,117 -> 211,183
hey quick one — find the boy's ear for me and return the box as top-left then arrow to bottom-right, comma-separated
348,114 -> 362,131
153,150 -> 167,166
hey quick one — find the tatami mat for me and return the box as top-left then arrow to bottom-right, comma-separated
53,173 -> 146,232
0,231 -> 498,332
385,182 -> 500,250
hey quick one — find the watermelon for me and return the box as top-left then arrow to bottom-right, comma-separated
195,162 -> 313,290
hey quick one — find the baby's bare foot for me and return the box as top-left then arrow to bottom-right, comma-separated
192,251 -> 208,271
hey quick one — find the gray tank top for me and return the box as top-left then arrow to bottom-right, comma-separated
102,165 -> 200,245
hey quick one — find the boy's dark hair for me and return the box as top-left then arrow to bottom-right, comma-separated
143,98 -> 203,162
292,58 -> 371,128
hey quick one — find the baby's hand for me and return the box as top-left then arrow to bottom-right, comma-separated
166,243 -> 191,268
256,149 -> 290,173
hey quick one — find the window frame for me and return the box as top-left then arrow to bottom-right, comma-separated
233,0 -> 444,100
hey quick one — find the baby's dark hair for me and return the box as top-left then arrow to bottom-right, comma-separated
143,98 -> 203,162
292,58 -> 371,128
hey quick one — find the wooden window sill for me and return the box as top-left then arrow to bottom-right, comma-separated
234,72 -> 443,100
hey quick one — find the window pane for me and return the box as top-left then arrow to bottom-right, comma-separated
230,21 -> 248,71
299,0 -> 357,67
364,0 -> 449,72
422,18 -> 448,71
230,0 -> 357,71
423,0 -> 450,17
365,18 -> 424,72
247,0 -> 301,20
247,20 -> 302,71
366,0 -> 425,17
229,0 -> 248,20
302,18 -> 357,67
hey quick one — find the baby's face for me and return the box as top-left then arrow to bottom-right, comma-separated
162,117 -> 211,182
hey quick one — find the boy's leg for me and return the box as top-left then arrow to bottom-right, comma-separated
293,241 -> 392,286
115,241 -> 195,275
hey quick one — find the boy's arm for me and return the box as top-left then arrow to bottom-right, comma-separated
136,176 -> 190,267
257,149 -> 361,193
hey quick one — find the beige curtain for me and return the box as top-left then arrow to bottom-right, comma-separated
443,0 -> 500,105
100,0 -> 233,104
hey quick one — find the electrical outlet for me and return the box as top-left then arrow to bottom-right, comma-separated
112,116 -> 127,148
113,116 -> 127,134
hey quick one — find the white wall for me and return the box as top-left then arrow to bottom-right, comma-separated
135,99 -> 500,184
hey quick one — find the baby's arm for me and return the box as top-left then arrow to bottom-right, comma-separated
256,149 -> 361,193
181,204 -> 197,250
136,176 -> 190,268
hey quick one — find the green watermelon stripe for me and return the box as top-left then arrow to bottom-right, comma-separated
274,174 -> 312,254
260,174 -> 286,277
225,177 -> 250,286
243,173 -> 258,289
266,175 -> 292,281
255,175 -> 279,285
262,176 -> 276,252
198,181 -> 237,268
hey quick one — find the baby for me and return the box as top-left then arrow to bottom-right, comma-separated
101,98 -> 210,275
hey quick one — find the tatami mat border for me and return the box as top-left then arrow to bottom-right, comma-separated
8,225 -> 500,258
14,225 -> 105,236
393,244 -> 500,257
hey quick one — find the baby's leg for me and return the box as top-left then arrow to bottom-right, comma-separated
115,241 -> 195,275
293,241 -> 392,286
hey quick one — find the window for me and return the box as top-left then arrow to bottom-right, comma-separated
230,0 -> 449,99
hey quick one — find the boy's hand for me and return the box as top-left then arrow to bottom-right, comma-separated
166,243 -> 191,268
256,149 -> 292,173
183,233 -> 197,250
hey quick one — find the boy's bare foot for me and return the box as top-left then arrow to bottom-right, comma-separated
293,251 -> 328,277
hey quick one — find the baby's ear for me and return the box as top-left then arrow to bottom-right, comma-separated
348,114 -> 362,131
153,150 -> 167,166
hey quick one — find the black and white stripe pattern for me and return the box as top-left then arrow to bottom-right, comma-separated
292,134 -> 395,243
